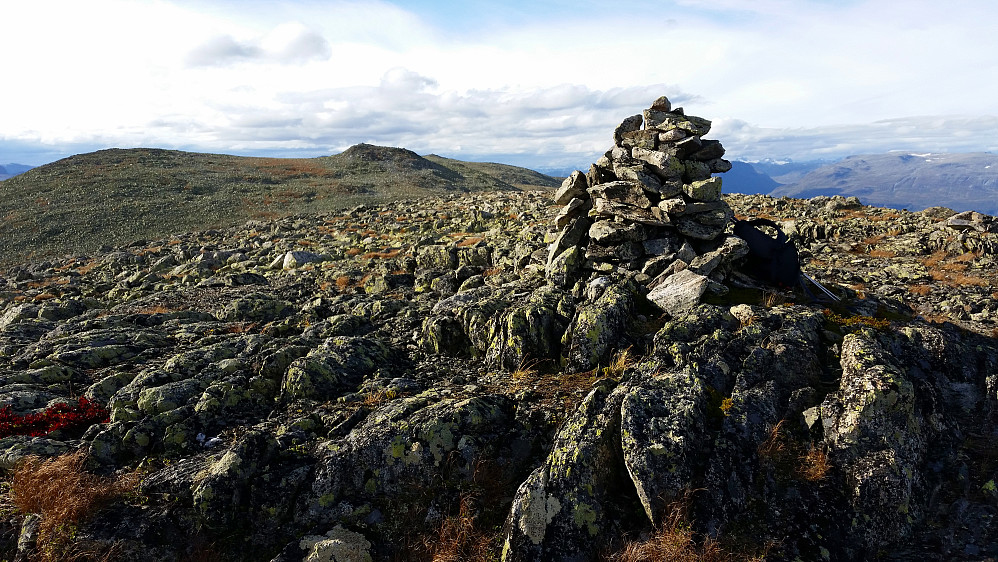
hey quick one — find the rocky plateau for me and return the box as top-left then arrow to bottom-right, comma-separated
0,98 -> 997,561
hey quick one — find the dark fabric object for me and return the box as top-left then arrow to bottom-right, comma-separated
733,218 -> 800,288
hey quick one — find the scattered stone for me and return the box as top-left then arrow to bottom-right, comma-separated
0,100 -> 995,562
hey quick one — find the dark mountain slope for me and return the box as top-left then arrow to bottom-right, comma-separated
423,154 -> 562,189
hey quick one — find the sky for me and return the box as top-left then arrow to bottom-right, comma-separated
2,0 -> 998,171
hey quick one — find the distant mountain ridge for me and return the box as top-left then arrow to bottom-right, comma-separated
721,161 -> 782,195
770,152 -> 998,215
0,146 -> 559,265
0,163 -> 33,180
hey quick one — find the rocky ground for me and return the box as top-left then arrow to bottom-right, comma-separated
0,188 -> 997,561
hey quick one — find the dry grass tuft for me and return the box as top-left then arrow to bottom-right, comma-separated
799,447 -> 831,482
361,249 -> 402,260
600,347 -> 635,379
612,494 -> 757,562
762,291 -> 787,308
921,250 -> 949,269
823,309 -> 890,331
455,237 -> 484,248
757,420 -> 790,460
135,305 -> 173,315
426,493 -> 498,562
908,284 -> 933,296
861,234 -> 885,246
224,321 -> 259,334
10,450 -> 139,561
509,360 -> 540,392
758,420 -> 830,483
363,388 -> 399,408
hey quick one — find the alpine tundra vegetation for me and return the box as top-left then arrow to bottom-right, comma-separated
1,97 -> 997,561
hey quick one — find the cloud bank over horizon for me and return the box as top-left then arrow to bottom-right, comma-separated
2,0 -> 997,169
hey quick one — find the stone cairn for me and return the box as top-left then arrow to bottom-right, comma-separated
545,95 -> 750,315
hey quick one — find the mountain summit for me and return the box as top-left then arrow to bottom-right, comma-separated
0,146 -> 558,266
1,99 -> 997,561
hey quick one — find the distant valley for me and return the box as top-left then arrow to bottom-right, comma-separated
723,153 -> 998,215
768,152 -> 998,215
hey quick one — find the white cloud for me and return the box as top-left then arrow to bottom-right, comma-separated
186,35 -> 263,66
714,116 -> 998,162
2,0 -> 998,168
186,23 -> 331,66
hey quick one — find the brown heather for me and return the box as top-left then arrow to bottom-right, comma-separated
10,451 -> 139,561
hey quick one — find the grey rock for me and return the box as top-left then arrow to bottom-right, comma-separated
675,215 -> 727,240
587,180 -> 652,209
416,245 -> 457,270
562,283 -> 635,371
612,114 -> 643,146
590,198 -> 669,226
281,337 -> 392,402
691,139 -> 725,161
554,171 -> 589,206
502,381 -> 629,560
553,198 -> 589,229
682,177 -> 723,202
546,246 -> 585,289
649,95 -> 672,112
646,269 -> 710,315
621,370 -> 707,525
588,221 -> 645,244
283,251 -> 325,269
642,235 -> 680,256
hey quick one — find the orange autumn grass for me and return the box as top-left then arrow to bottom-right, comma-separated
10,450 -> 139,560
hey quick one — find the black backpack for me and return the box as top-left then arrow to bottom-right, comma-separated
733,218 -> 800,288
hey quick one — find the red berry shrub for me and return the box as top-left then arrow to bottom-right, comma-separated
0,397 -> 109,439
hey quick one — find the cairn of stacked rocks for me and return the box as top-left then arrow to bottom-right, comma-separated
545,95 -> 749,315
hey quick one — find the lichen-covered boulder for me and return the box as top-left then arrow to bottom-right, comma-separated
486,286 -> 573,370
137,378 -> 207,415
820,331 -> 923,549
418,315 -> 468,355
300,392 -> 527,551
193,429 -> 275,525
561,281 -> 636,372
282,251 -> 326,270
416,245 -> 457,270
502,381 -> 634,561
298,525 -> 373,562
620,369 -> 708,526
682,177 -> 723,202
220,293 -> 292,322
646,268 -> 709,316
195,374 -> 278,429
0,436 -> 74,469
281,337 -> 392,402
545,246 -> 585,290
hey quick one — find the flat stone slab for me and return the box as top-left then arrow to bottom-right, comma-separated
646,268 -> 709,315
